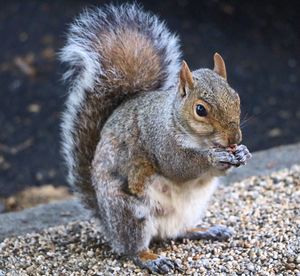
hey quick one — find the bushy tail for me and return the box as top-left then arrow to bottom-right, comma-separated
60,4 -> 182,211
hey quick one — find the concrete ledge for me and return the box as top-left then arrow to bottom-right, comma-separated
1,143 -> 299,241
0,199 -> 88,241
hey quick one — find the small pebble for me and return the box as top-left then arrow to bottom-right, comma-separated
86,250 -> 94,258
246,263 -> 255,272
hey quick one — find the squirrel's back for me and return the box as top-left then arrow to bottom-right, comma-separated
60,4 -> 182,211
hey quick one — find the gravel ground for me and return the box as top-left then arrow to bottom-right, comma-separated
0,166 -> 299,275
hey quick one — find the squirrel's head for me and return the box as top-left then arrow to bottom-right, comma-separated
175,53 -> 241,148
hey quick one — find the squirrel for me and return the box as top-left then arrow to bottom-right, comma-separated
60,3 -> 252,274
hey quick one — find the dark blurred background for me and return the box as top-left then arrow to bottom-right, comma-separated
0,0 -> 299,197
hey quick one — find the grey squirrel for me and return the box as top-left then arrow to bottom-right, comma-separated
60,3 -> 252,274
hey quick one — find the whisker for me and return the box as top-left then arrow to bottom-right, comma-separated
240,109 -> 272,129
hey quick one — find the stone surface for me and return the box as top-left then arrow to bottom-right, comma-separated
0,199 -> 88,241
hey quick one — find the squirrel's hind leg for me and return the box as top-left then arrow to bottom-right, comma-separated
92,170 -> 183,274
92,172 -> 151,255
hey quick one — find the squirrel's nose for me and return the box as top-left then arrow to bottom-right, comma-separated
228,129 -> 242,145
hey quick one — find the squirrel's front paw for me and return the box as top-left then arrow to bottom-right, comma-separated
209,144 -> 252,170
133,250 -> 183,274
209,148 -> 239,170
233,144 -> 252,165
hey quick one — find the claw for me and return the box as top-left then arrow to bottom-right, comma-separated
174,260 -> 184,272
160,264 -> 170,274
208,225 -> 234,241
162,258 -> 174,269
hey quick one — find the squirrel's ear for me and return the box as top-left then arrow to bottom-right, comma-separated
213,53 -> 227,80
179,61 -> 194,97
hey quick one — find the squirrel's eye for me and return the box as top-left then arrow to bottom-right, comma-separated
195,104 -> 207,117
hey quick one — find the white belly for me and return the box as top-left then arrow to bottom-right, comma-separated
146,175 -> 218,239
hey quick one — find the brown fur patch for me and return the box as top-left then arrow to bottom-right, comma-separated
128,159 -> 156,197
188,227 -> 209,233
138,249 -> 159,261
99,28 -> 164,92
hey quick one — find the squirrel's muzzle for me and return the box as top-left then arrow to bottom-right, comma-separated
227,128 -> 242,145
225,121 -> 242,145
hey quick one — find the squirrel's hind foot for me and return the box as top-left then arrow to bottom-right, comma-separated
132,250 -> 183,274
178,225 -> 233,242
